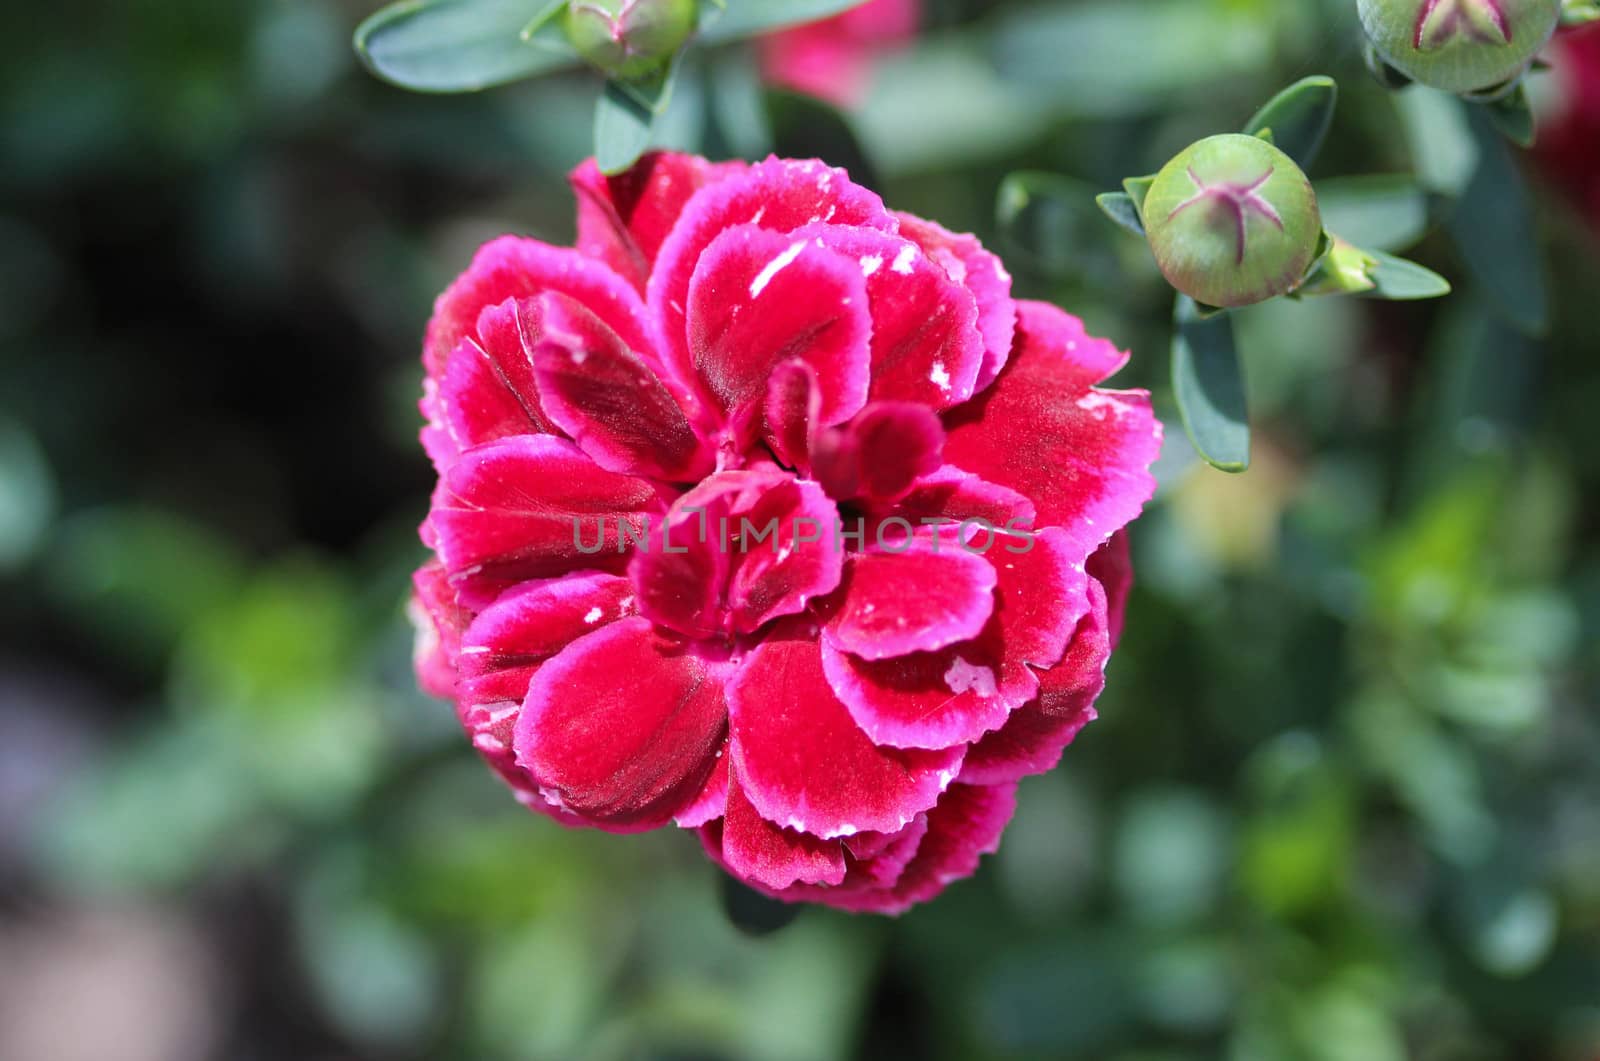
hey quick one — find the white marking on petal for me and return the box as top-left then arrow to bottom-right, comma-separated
891,245 -> 917,274
860,254 -> 884,276
929,360 -> 951,390
944,656 -> 998,697
750,239 -> 808,298
583,606 -> 603,624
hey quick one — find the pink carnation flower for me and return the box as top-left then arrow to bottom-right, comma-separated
410,151 -> 1162,914
758,0 -> 919,108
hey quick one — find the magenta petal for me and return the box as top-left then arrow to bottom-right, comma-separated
439,304 -> 556,454
895,213 -> 1016,392
423,236 -> 656,381
430,435 -> 663,608
409,561 -> 467,699
687,224 -> 871,434
728,627 -> 963,838
628,484 -> 732,640
821,527 -> 1089,749
763,358 -> 821,474
855,782 -> 1018,914
515,616 -> 727,829
813,401 -> 944,503
456,571 -> 636,709
793,223 -> 984,409
674,744 -> 729,828
1090,529 -> 1133,647
531,292 -> 711,480
649,157 -> 895,393
943,300 -> 1162,559
823,540 -> 996,660
892,465 -> 1037,530
570,153 -> 745,293
725,474 -> 845,634
960,575 -> 1111,785
718,767 -> 848,889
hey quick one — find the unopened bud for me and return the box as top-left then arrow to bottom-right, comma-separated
1357,0 -> 1563,94
565,0 -> 697,80
1142,134 -> 1322,309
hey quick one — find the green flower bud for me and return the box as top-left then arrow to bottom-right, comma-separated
565,0 -> 697,80
1141,134 -> 1323,310
1357,0 -> 1563,94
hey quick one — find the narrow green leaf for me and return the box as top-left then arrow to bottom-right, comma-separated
1448,104 -> 1548,334
1362,250 -> 1452,300
1482,83 -> 1536,148
354,0 -> 574,93
1172,296 -> 1250,473
1243,76 -> 1338,171
1315,175 -> 1433,252
1095,192 -> 1145,237
697,0 -> 871,44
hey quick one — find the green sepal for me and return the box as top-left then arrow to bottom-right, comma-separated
1242,75 -> 1338,171
1172,295 -> 1250,473
1095,192 -> 1145,237
1122,174 -> 1156,221
1296,235 -> 1451,301
1296,236 -> 1380,297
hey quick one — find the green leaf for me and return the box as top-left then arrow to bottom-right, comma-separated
1172,296 -> 1250,473
1448,104 -> 1548,334
594,60 -> 680,174
697,0 -> 871,44
996,173 -> 1123,281
1095,191 -> 1145,237
354,0 -> 574,93
1315,175 -> 1432,252
1362,249 -> 1452,300
1243,76 -> 1338,171
1482,82 -> 1535,148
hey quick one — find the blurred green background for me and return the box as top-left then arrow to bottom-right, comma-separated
2,0 -> 1598,1058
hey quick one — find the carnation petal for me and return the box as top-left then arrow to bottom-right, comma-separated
728,628 -> 962,838
813,400 -> 944,503
943,300 -> 1161,560
431,435 -> 663,608
717,766 -> 848,890
895,213 -> 1016,392
821,527 -> 1088,749
687,224 -> 872,435
725,473 -> 845,634
531,292 -> 712,481
794,224 -> 984,409
822,539 -> 996,660
650,157 -> 895,395
456,571 -> 636,710
570,152 -> 746,293
424,236 -> 657,381
515,616 -> 727,829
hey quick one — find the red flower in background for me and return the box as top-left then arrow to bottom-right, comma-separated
1538,26 -> 1600,230
758,0 -> 919,107
409,151 -> 1162,914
